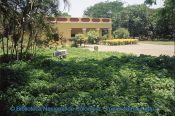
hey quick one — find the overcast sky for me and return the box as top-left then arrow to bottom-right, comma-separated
59,0 -> 164,17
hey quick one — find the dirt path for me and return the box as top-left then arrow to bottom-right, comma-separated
86,43 -> 175,56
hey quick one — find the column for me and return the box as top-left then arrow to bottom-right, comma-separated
108,28 -> 112,39
67,28 -> 72,45
82,28 -> 87,35
96,28 -> 102,38
67,28 -> 72,39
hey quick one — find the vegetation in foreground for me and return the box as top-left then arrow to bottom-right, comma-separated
0,48 -> 174,115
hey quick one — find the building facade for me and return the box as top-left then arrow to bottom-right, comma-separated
46,17 -> 112,42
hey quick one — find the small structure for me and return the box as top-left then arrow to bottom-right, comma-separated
53,50 -> 67,58
94,46 -> 98,51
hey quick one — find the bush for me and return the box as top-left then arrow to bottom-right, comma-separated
87,30 -> 99,44
72,34 -> 87,47
103,39 -> 138,45
113,28 -> 130,38
0,48 -> 174,115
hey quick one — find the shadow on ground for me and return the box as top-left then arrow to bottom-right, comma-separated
0,53 -> 174,116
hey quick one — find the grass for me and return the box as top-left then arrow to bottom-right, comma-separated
0,47 -> 175,115
139,41 -> 174,45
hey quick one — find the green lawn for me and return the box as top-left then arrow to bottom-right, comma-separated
139,41 -> 174,45
0,47 -> 175,115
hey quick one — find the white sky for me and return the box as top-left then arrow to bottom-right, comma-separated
59,0 -> 164,17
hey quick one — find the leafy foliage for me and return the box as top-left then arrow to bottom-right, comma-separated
0,0 -> 69,60
84,1 -> 123,18
87,30 -> 99,44
154,0 -> 175,40
113,28 -> 130,38
84,0 -> 175,40
0,48 -> 175,115
72,34 -> 87,47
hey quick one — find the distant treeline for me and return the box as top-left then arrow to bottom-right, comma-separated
84,0 -> 175,40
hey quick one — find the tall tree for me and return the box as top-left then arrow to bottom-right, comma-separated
126,5 -> 150,38
0,0 -> 69,61
84,0 -> 123,18
145,0 -> 175,40
83,1 -> 156,38
84,0 -> 123,31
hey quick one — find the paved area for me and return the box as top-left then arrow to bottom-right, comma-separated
86,43 -> 175,56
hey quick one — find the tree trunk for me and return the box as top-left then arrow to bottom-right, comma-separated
6,36 -> 9,55
15,45 -> 19,60
11,40 -> 14,58
20,27 -> 25,59
26,30 -> 33,53
1,35 -> 5,55
33,32 -> 38,56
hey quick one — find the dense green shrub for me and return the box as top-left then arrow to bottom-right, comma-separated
72,34 -> 87,47
113,28 -> 130,38
0,48 -> 174,115
87,30 -> 99,44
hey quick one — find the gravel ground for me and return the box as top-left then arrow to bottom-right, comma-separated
86,43 -> 175,56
